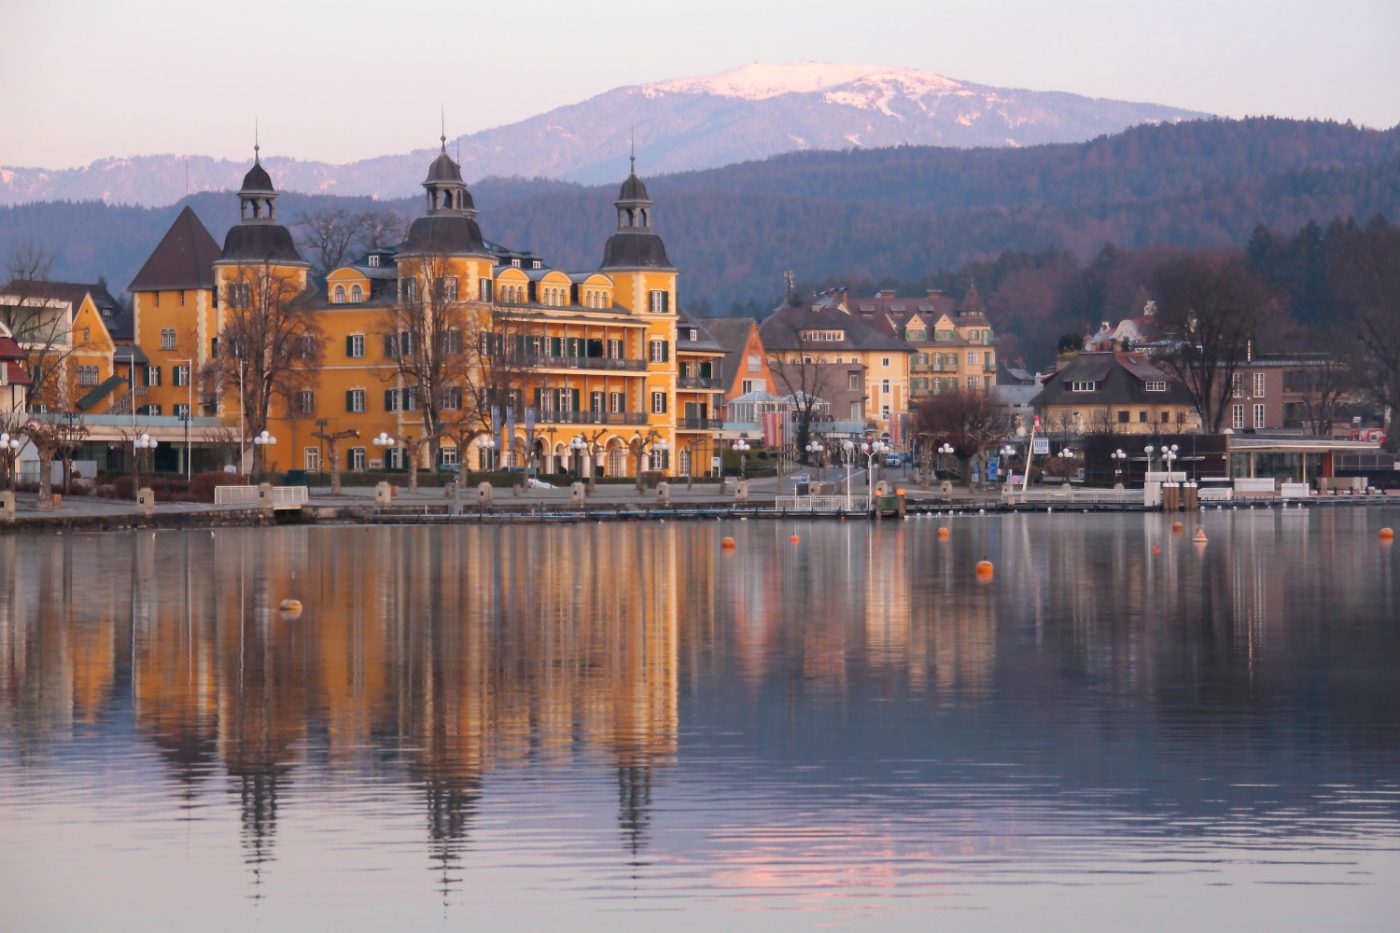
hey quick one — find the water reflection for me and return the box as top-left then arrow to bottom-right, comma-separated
1,511 -> 1398,928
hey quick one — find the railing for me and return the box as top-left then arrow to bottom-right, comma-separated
678,418 -> 723,430
214,485 -> 308,508
678,376 -> 725,389
505,353 -> 647,372
534,411 -> 649,426
775,495 -> 853,512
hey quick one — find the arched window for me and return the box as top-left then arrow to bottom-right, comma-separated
334,285 -> 345,303
351,285 -> 363,302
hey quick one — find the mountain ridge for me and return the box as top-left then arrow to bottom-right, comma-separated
0,61 -> 1209,207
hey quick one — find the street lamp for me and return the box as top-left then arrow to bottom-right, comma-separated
862,439 -> 891,508
733,437 -> 751,479
252,429 -> 277,482
841,439 -> 856,509
1000,444 -> 1016,486
569,434 -> 586,483
473,434 -> 496,473
805,440 -> 825,480
372,431 -> 395,468
1110,448 -> 1128,485
0,432 -> 21,491
1161,445 -> 1179,474
936,442 -> 954,479
133,432 -> 157,500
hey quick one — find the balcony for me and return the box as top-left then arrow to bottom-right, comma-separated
678,376 -> 725,390
534,410 -> 648,426
504,353 -> 647,372
678,418 -> 724,430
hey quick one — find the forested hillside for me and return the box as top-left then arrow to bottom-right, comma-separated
2,117 -> 1396,363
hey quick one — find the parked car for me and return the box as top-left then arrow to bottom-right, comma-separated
883,454 -> 904,467
436,462 -> 461,475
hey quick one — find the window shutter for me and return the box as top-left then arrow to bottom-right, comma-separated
345,335 -> 354,357
662,341 -> 670,362
384,389 -> 396,412
571,389 -> 580,412
345,390 -> 354,412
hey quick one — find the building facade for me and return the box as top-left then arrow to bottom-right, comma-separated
1031,351 -> 1200,436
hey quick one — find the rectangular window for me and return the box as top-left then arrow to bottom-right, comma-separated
1138,410 -> 1148,423
747,354 -> 760,373
347,389 -> 366,413
400,279 -> 416,302
298,335 -> 318,359
440,277 -> 458,301
649,339 -> 669,363
144,404 -> 162,416
298,390 -> 315,414
590,391 -> 604,412
478,278 -> 494,302
848,373 -> 860,391
966,375 -> 979,390
648,290 -> 669,313
350,447 -> 366,471
741,379 -> 754,394
346,334 -> 365,359
173,365 -> 190,387
882,357 -> 891,368
967,351 -> 978,365
881,379 -> 890,396
1145,381 -> 1167,392
1253,372 -> 1266,398
440,446 -> 458,466
882,404 -> 891,420
609,391 -> 624,413
304,447 -> 320,472
384,389 -> 400,412
1233,404 -> 1244,429
174,403 -> 191,418
160,328 -> 175,350
607,338 -> 624,359
651,391 -> 667,414
1254,403 -> 1265,428
1232,373 -> 1243,398
146,365 -> 161,387
442,387 -> 461,411
1117,410 -> 1129,424
1069,380 -> 1096,393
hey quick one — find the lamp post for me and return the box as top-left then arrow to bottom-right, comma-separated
0,432 -> 21,491
1058,447 -> 1076,482
862,439 -> 890,508
315,418 -> 329,474
1000,444 -> 1016,487
805,440 -> 825,481
569,434 -> 586,483
733,437 -> 750,479
252,429 -> 277,482
1161,445 -> 1179,475
133,432 -> 157,500
473,434 -> 496,473
1144,444 -> 1156,477
841,439 -> 856,509
937,442 -> 954,482
1110,448 -> 1127,486
372,431 -> 396,474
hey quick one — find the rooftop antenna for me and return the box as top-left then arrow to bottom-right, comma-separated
629,125 -> 636,175
440,104 -> 446,153
254,117 -> 261,163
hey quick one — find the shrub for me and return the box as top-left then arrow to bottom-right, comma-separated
190,471 -> 249,503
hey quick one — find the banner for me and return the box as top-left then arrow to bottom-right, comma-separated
762,411 -> 784,447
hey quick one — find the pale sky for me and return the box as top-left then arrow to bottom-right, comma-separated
3,0 -> 1397,169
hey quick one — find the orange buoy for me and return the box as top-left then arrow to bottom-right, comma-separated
789,534 -> 800,544
937,527 -> 951,539
1172,522 -> 1183,533
721,537 -> 736,550
975,559 -> 994,579
1381,527 -> 1395,541
279,599 -> 303,619
1193,527 -> 1208,544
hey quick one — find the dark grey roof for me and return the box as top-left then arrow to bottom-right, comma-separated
600,232 -> 672,270
677,313 -> 724,353
702,316 -> 762,392
0,279 -> 131,341
401,215 -> 491,257
425,150 -> 463,184
129,206 -> 221,292
759,299 -> 911,355
618,172 -> 649,202
219,223 -> 304,264
113,344 -> 149,365
1030,352 -> 1193,408
239,161 -> 274,195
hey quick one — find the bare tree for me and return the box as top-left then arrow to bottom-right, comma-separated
378,250 -> 472,469
1153,257 -> 1271,433
205,263 -> 322,477
629,430 -> 666,493
912,387 -> 1011,489
1328,220 -> 1400,447
1,243 -> 77,412
293,208 -> 406,280
311,427 -> 360,495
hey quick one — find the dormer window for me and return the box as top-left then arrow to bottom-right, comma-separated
689,328 -> 698,341
1146,381 -> 1167,392
1069,380 -> 1098,393
532,260 -> 541,269
368,255 -> 380,268
511,259 -> 521,268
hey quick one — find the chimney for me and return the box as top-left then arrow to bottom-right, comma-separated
878,288 -> 895,299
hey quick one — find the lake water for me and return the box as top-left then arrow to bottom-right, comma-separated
2,510 -> 1398,931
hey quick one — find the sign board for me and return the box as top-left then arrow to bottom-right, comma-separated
1032,437 -> 1051,455
711,456 -> 721,469
986,458 -> 999,482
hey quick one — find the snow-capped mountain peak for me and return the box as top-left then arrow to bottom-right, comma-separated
643,61 -> 956,101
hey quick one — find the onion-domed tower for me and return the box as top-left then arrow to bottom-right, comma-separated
401,136 -> 492,261
600,157 -> 676,314
216,145 -> 306,267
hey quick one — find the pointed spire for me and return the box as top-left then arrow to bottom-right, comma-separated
440,104 -> 447,153
254,117 -> 260,164
629,126 -> 636,176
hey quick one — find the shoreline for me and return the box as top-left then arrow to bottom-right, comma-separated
4,489 -> 1396,534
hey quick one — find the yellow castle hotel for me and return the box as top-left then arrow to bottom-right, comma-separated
126,141 -> 724,479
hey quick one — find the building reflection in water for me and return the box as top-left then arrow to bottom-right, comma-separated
0,512 -> 1397,911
